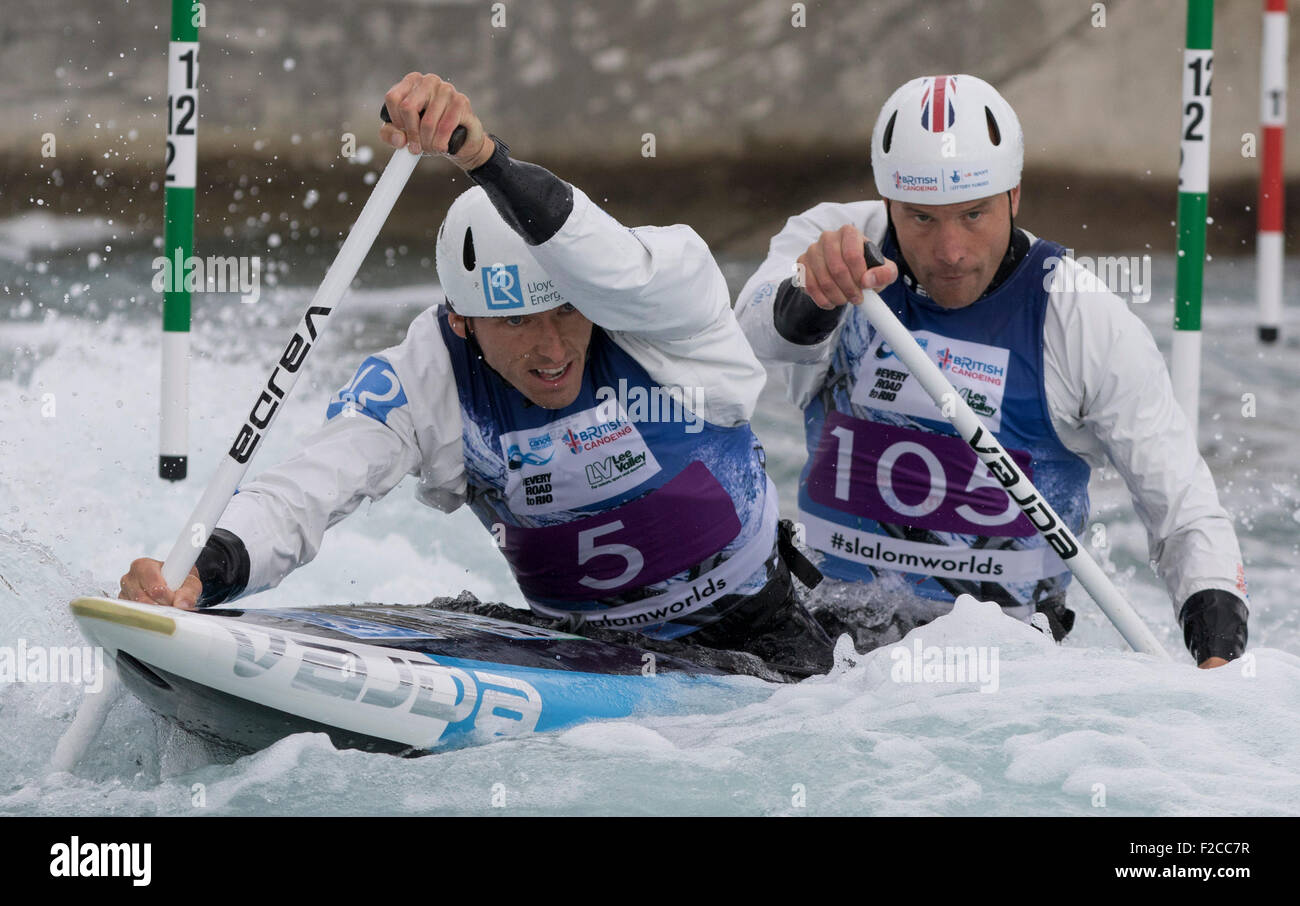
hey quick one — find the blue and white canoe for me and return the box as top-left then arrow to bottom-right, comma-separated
69,596 -> 761,756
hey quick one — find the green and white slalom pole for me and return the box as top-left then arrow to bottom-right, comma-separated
160,0 -> 199,481
1173,0 -> 1214,439
1258,0 -> 1288,344
53,0 -> 203,773
159,127 -> 463,590
157,149 -> 422,585
54,124 -> 464,772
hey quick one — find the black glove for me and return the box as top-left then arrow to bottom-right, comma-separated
1178,589 -> 1248,663
195,528 -> 251,608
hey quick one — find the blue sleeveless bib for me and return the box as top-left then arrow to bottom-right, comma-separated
437,308 -> 775,639
796,235 -> 1090,614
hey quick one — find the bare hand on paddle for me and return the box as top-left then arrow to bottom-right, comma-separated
119,559 -> 202,610
797,224 -> 898,309
380,72 -> 495,171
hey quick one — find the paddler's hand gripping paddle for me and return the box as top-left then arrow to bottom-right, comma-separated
856,239 -> 1168,658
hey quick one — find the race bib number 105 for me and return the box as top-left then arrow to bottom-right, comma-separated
806,412 -> 1036,537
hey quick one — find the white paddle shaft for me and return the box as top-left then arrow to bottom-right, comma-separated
856,284 -> 1170,659
161,148 -> 421,588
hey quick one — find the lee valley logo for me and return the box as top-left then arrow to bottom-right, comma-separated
49,837 -> 152,886
584,449 -> 649,489
959,386 -> 996,417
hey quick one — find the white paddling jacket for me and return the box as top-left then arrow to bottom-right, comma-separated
201,147 -> 785,644
736,199 -> 1248,659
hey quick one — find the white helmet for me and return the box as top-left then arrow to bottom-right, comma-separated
435,186 -> 573,317
871,74 -> 1023,205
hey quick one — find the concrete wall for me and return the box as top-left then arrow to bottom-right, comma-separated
6,0 -> 1297,175
3,0 -> 1297,255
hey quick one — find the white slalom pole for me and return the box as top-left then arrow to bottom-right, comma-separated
161,145 -> 424,587
857,248 -> 1170,659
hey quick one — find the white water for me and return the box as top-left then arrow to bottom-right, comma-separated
2,217 -> 1299,815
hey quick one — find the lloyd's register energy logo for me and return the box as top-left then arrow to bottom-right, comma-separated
482,263 -> 566,310
483,263 -> 524,309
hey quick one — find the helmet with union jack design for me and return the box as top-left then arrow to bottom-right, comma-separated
871,74 -> 1023,205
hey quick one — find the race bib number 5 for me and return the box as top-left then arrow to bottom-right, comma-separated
500,462 -> 742,601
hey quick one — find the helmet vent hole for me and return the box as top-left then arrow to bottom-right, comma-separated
985,107 -> 1002,146
462,226 -> 476,271
882,111 -> 897,153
